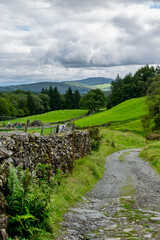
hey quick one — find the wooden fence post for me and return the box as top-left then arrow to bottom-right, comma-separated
24,119 -> 30,133
72,123 -> 75,131
56,125 -> 59,133
41,125 -> 44,136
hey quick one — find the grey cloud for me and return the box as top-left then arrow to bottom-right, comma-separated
0,0 -> 160,85
112,16 -> 142,35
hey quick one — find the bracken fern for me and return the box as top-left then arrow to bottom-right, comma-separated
6,165 -> 52,239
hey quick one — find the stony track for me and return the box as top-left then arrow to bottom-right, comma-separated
58,149 -> 160,240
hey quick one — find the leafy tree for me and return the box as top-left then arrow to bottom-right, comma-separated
18,94 -> 28,109
133,65 -> 156,97
32,95 -> 44,114
79,89 -> 106,112
107,65 -> 157,109
27,92 -> 35,115
18,109 -> 25,117
38,93 -> 50,112
0,97 -> 11,116
107,73 -> 138,108
27,93 -> 44,115
17,94 -> 29,116
142,74 -> 160,131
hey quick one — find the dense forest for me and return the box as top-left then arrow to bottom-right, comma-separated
0,87 -> 81,117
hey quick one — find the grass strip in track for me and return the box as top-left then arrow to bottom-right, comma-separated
45,129 -> 146,239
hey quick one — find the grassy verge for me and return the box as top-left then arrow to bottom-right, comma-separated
140,142 -> 160,175
46,128 -> 146,239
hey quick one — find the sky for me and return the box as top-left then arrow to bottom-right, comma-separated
0,0 -> 160,86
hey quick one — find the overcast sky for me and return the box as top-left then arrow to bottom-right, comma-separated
0,0 -> 160,86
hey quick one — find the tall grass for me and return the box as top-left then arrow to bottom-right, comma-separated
140,142 -> 160,175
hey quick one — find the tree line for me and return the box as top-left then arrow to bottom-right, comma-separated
142,73 -> 160,132
0,87 -> 81,117
107,65 -> 160,109
106,64 -> 160,132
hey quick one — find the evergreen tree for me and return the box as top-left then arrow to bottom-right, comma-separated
27,92 -> 34,115
65,88 -> 74,109
0,98 -> 11,116
48,86 -> 54,110
74,89 -> 81,109
41,87 -> 49,95
52,87 -> 62,110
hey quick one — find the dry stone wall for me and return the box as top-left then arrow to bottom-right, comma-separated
0,130 -> 91,240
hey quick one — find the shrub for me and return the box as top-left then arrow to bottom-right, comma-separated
89,127 -> 103,151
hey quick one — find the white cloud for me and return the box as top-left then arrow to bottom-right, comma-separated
0,0 -> 160,85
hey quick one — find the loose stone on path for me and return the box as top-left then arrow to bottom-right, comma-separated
58,149 -> 160,239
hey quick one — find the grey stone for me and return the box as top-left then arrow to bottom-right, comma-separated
123,228 -> 134,233
86,233 -> 96,238
0,147 -> 13,158
104,238 -> 121,240
104,224 -> 118,231
74,214 -> 87,222
72,222 -> 81,229
144,233 -> 152,238
150,217 -> 160,221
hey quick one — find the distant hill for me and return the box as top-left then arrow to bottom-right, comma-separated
0,77 -> 113,94
65,77 -> 113,85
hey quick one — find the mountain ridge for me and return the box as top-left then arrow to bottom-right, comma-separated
0,77 -> 114,94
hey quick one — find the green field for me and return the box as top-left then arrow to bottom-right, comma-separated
91,83 -> 111,91
27,127 -> 55,135
2,109 -> 88,125
109,119 -> 145,137
75,97 -> 147,127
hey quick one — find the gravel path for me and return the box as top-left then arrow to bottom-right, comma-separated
58,149 -> 160,240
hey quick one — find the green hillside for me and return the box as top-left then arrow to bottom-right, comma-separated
75,97 -> 147,127
3,109 -> 88,124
